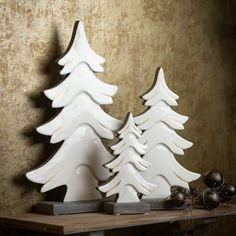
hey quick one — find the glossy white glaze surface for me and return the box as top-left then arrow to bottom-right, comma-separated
135,68 -> 200,199
99,113 -> 155,203
26,22 -> 121,202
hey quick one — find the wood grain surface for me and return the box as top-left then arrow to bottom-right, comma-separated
0,205 -> 235,235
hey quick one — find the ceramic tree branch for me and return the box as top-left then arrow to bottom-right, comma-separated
26,21 -> 121,208
99,113 -> 155,214
135,68 -> 200,201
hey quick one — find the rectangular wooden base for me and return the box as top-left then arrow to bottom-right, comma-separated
103,202 -> 150,215
142,199 -> 191,210
35,199 -> 106,215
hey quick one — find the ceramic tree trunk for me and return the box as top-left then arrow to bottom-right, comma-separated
26,21 -> 121,202
134,68 -> 200,200
99,113 -> 156,203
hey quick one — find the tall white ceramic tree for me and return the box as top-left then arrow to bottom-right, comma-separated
135,68 -> 200,200
26,21 -> 121,202
99,113 -> 156,203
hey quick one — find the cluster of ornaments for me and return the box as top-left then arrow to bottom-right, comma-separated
202,170 -> 236,209
167,170 -> 236,210
26,21 -> 202,214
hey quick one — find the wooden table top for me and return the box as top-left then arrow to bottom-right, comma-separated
0,205 -> 236,235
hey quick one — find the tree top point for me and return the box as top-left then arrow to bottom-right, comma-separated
118,113 -> 142,137
58,20 -> 105,74
142,67 -> 179,104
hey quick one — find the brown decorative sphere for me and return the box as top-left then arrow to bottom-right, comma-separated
203,170 -> 224,189
168,192 -> 186,207
220,184 -> 236,202
202,190 -> 221,209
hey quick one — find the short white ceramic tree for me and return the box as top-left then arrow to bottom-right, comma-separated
135,68 -> 200,200
99,113 -> 156,203
26,21 -> 121,202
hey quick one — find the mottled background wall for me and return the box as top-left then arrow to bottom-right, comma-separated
1,0 -> 236,235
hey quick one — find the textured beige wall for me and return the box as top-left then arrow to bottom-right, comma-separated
1,0 -> 236,235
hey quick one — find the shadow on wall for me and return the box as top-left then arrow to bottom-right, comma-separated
15,25 -> 67,202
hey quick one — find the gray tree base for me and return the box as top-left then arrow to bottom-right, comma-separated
35,199 -> 106,215
142,198 -> 191,210
103,202 -> 150,215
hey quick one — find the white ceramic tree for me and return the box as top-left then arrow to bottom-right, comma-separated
26,21 -> 121,202
135,68 -> 200,200
99,113 -> 156,203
